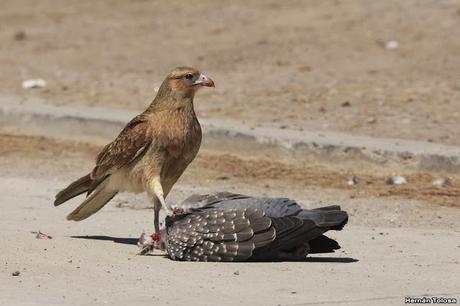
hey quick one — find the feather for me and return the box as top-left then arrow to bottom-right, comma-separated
54,173 -> 92,206
66,179 -> 117,221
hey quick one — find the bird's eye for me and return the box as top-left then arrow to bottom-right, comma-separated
185,73 -> 194,80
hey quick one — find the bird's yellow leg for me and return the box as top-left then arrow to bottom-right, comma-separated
150,177 -> 173,216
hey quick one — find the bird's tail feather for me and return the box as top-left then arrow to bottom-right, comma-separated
54,174 -> 92,206
308,235 -> 341,253
66,180 -> 117,221
297,207 -> 348,230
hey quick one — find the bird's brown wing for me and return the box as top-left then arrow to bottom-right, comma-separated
91,114 -> 152,180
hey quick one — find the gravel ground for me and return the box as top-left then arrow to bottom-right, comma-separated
0,133 -> 459,306
1,0 -> 460,144
1,1 -> 460,305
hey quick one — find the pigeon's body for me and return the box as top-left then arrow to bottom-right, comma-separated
181,192 -> 346,229
158,193 -> 348,261
54,67 -> 214,231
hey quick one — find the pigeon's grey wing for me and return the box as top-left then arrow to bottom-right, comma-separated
195,196 -> 304,218
180,192 -> 251,210
164,208 -> 275,262
181,192 -> 348,229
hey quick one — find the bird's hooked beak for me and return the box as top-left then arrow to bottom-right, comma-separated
193,74 -> 215,87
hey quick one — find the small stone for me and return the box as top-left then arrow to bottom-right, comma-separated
341,101 -> 351,107
233,270 -> 239,275
298,65 -> 312,72
12,271 -> 20,276
432,178 -> 450,187
366,117 -> 377,124
347,176 -> 359,186
385,176 -> 407,185
385,40 -> 399,49
215,176 -> 230,181
22,79 -> 46,89
14,30 -> 27,40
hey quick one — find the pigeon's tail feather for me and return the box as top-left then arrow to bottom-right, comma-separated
308,235 -> 341,253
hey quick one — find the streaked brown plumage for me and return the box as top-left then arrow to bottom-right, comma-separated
54,67 -> 214,231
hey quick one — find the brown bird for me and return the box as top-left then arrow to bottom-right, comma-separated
54,67 -> 214,231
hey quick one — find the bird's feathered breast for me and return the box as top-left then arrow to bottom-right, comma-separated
150,106 -> 202,159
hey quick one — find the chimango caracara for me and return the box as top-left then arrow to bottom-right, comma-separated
54,67 -> 214,231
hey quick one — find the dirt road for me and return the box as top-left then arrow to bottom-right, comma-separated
1,1 -> 460,305
0,132 -> 459,305
1,0 -> 460,144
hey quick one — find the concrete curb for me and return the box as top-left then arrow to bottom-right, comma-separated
1,94 -> 459,173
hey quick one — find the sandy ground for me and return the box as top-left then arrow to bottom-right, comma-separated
0,133 -> 459,306
1,1 -> 460,305
1,0 -> 460,145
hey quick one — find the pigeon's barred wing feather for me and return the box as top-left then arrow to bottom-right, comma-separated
165,208 -> 275,261
181,192 -> 348,230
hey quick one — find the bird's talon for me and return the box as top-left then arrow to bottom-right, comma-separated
173,207 -> 184,215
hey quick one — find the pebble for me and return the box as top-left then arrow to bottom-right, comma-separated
385,40 -> 399,49
14,30 -> 27,41
432,178 -> 450,187
12,271 -> 20,276
22,79 -> 46,89
385,176 -> 407,185
347,176 -> 359,186
366,117 -> 377,124
233,270 -> 240,276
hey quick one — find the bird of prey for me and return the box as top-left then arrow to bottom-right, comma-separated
54,67 -> 214,231
153,192 -> 348,261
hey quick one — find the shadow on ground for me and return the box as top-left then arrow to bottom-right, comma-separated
71,235 -> 358,263
71,235 -> 138,245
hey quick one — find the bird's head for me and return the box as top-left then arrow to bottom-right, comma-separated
156,67 -> 214,101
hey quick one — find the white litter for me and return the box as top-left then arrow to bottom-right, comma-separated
347,176 -> 359,186
385,40 -> 399,49
432,178 -> 450,187
22,79 -> 47,89
385,176 -> 407,185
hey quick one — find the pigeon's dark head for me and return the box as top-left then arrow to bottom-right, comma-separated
151,229 -> 168,251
